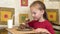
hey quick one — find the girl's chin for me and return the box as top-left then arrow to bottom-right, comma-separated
34,19 -> 38,21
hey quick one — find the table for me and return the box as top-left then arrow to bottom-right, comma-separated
0,27 -> 6,34
6,27 -> 36,34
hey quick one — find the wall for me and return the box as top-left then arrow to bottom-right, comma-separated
0,0 -> 16,27
44,0 -> 60,24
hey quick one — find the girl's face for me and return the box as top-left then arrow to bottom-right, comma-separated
30,6 -> 44,20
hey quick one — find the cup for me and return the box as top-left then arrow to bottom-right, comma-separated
7,19 -> 13,28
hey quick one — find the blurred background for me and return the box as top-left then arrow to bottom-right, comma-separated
0,0 -> 60,34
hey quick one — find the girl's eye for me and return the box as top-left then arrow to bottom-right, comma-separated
33,12 -> 36,14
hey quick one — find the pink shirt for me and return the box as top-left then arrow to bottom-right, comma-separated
28,20 -> 55,34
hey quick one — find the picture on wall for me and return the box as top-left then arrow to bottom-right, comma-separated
1,11 -> 12,22
21,0 -> 28,6
0,7 -> 15,25
19,14 -> 28,24
46,9 -> 59,25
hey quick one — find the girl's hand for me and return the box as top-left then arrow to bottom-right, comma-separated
34,28 -> 51,34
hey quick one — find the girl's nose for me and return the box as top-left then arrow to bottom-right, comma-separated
32,14 -> 35,17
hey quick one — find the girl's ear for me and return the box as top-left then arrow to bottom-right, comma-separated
41,10 -> 44,14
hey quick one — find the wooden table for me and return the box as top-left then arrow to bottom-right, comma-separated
6,27 -> 36,34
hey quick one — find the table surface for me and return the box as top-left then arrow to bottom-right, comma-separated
6,27 -> 36,34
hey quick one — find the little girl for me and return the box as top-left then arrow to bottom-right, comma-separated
28,1 -> 55,34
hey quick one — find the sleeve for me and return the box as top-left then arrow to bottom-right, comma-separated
28,21 -> 33,28
45,22 -> 55,34
28,20 -> 35,28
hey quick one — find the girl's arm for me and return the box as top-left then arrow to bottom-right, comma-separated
34,28 -> 51,34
